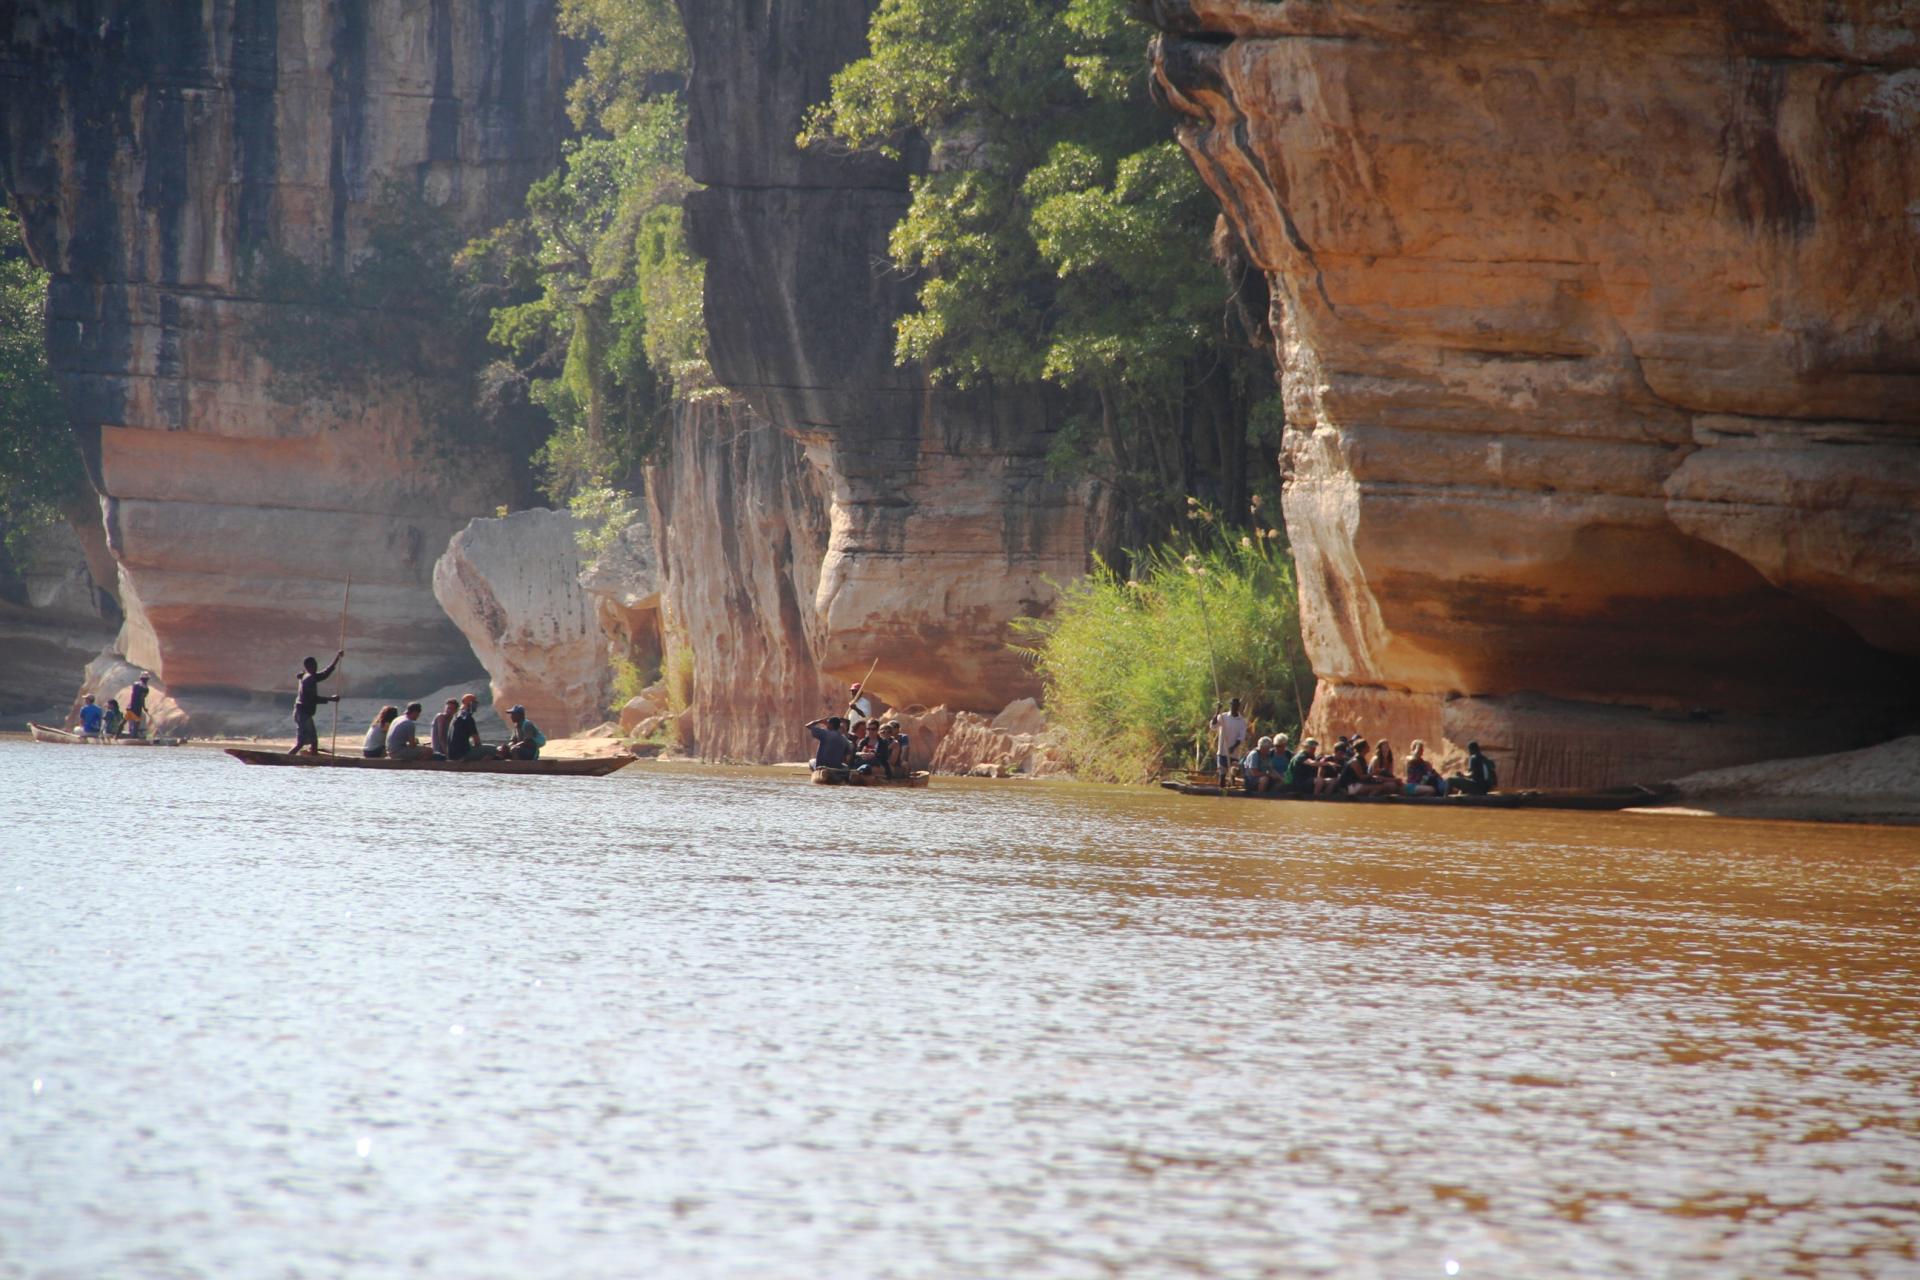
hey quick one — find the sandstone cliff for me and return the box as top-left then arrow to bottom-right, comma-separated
674,0 -> 1111,738
1144,0 -> 1920,785
0,0 -> 568,724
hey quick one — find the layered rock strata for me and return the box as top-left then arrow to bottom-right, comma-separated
0,519 -> 119,721
0,1 -> 568,719
432,508 -> 609,736
676,0 -> 1108,723
1144,0 -> 1920,785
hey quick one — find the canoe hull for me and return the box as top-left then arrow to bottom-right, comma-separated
1158,780 -> 1672,812
224,747 -> 634,777
810,767 -> 930,788
28,722 -> 184,746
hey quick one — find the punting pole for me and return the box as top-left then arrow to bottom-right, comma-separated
330,571 -> 351,756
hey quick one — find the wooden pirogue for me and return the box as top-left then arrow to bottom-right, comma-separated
1159,778 -> 1673,812
810,766 -> 931,788
224,747 -> 634,777
28,722 -> 185,746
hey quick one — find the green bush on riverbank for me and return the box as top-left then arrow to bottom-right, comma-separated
1015,513 -> 1312,784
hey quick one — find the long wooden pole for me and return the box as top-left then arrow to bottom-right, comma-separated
330,572 -> 351,756
848,654 -> 880,718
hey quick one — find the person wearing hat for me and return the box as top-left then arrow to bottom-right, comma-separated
125,672 -> 154,739
496,704 -> 546,761
1240,735 -> 1282,793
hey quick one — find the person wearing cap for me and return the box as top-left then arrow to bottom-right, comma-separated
1284,738 -> 1319,795
848,682 -> 876,722
1240,735 -> 1281,793
496,705 -> 545,760
386,702 -> 429,761
447,693 -> 484,760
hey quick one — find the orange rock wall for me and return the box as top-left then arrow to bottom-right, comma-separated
1,2 -> 569,716
1144,0 -> 1920,785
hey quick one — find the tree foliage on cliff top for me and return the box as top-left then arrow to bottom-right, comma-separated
460,0 -> 707,515
0,206 -> 84,559
802,0 -> 1281,530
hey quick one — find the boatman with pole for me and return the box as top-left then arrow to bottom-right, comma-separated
289,650 -> 345,756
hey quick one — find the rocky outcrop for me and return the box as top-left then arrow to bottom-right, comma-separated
0,518 -> 119,721
645,394 -> 839,761
0,1 -> 569,720
676,0 -> 1109,718
892,699 -> 1071,778
1144,0 -> 1920,786
432,508 -> 607,735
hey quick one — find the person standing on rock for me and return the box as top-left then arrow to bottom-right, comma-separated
288,653 -> 344,756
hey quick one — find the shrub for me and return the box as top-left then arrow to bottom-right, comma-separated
1014,510 -> 1311,783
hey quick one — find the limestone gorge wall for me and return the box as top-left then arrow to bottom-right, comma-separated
1144,0 -> 1920,785
0,0 -> 569,724
668,0 -> 1112,758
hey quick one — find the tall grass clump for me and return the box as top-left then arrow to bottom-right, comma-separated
1014,507 -> 1312,783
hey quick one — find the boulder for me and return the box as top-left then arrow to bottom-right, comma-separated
432,509 -> 610,737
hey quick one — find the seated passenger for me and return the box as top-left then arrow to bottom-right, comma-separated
76,694 -> 104,737
447,694 -> 483,760
102,698 -> 125,739
385,702 -> 430,761
1313,742 -> 1351,796
430,698 -> 458,760
1240,736 -> 1280,793
1403,739 -> 1445,797
363,706 -> 399,758
1284,739 -> 1319,795
1448,741 -> 1499,795
496,705 -> 544,760
1359,739 -> 1400,796
889,721 -> 912,773
806,715 -> 854,772
1340,738 -> 1380,797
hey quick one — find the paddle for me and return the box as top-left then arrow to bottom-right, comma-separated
329,572 -> 351,756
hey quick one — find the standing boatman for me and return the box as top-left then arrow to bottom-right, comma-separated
288,651 -> 345,756
125,673 -> 154,739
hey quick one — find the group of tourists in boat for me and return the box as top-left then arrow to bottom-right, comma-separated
57,674 -> 155,741
290,652 -> 545,762
1206,698 -> 1498,798
804,681 -> 926,785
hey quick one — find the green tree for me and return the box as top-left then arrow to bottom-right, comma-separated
0,207 -> 84,559
803,0 -> 1279,531
460,0 -> 707,511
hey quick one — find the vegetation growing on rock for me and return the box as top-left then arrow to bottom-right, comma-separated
0,207 -> 82,560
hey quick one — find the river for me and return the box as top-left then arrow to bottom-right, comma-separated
2,741 -> 1917,1278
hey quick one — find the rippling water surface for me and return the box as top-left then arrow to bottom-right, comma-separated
3,741 -> 1918,1278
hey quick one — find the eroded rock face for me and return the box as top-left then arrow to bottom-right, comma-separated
1144,0 -> 1920,785
0,520 -> 119,720
677,0 -> 1107,717
433,509 -> 608,736
0,1 -> 568,717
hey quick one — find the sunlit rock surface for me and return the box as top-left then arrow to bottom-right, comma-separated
1143,0 -> 1920,786
676,0 -> 1107,721
433,509 -> 608,736
0,1 -> 569,721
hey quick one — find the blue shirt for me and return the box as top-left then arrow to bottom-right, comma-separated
809,724 -> 852,768
78,704 -> 104,733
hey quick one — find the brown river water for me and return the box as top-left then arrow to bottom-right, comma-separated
2,742 -> 1917,1278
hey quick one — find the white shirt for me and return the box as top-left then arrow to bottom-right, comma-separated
1213,713 -> 1248,756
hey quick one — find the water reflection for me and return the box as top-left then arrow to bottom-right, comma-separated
2,745 -> 1916,1277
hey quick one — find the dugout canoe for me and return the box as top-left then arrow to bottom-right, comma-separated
28,722 -> 185,746
810,766 -> 931,788
224,747 -> 634,777
1158,779 -> 1673,812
